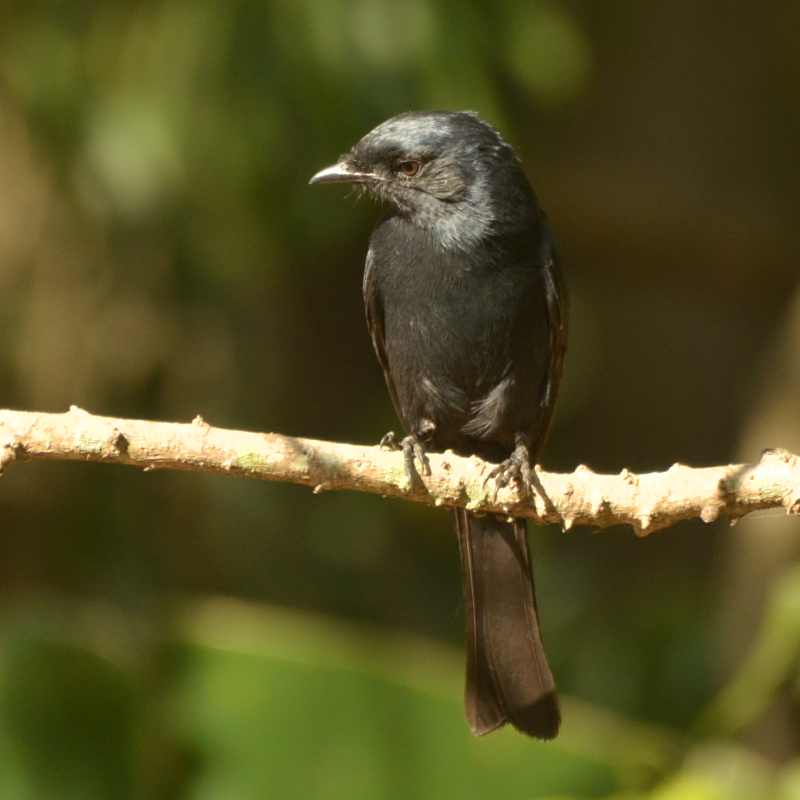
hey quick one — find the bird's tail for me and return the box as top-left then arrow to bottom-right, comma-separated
454,508 -> 560,738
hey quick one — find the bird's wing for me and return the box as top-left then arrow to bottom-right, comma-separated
534,222 -> 569,452
363,245 -> 404,421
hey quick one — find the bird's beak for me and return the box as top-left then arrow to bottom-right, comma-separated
308,160 -> 375,185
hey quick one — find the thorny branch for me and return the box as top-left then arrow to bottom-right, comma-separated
1,407 -> 799,536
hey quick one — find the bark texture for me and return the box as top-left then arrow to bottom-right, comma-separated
2,407 -> 799,536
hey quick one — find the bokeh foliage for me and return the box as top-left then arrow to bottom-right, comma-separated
1,1 -> 800,797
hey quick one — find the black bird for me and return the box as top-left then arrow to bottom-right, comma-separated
310,111 -> 568,738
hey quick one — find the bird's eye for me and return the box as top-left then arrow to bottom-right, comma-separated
397,160 -> 421,177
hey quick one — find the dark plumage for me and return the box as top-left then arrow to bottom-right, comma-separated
310,111 -> 568,738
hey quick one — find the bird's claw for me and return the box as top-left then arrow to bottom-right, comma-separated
404,436 -> 431,478
380,430 -> 431,487
484,445 -> 534,502
379,431 -> 400,450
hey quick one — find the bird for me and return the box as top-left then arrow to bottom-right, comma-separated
309,111 -> 568,739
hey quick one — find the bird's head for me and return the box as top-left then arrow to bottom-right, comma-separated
309,111 -> 538,250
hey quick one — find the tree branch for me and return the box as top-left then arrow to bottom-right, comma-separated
1,407 -> 799,535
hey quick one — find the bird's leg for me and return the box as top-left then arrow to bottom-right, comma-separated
484,434 -> 535,500
379,419 -> 434,486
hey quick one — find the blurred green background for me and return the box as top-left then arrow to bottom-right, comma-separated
1,1 -> 800,798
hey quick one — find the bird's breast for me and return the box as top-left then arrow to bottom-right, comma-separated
370,216 -> 549,450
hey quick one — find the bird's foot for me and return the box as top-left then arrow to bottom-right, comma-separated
483,438 -> 540,505
483,439 -> 555,513
379,430 -> 431,488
